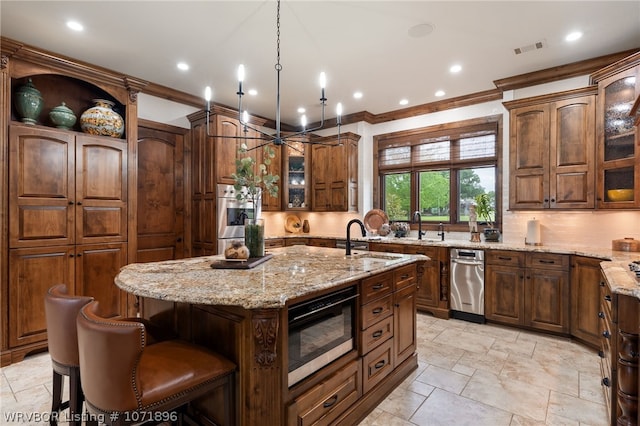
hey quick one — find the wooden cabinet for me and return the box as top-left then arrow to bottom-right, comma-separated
570,256 -> 603,348
287,360 -> 361,426
393,265 -> 417,367
485,250 -> 569,334
258,143 -> 282,212
368,242 -> 404,254
504,87 -> 596,209
591,52 -> 640,209
599,274 -> 639,425
283,140 -> 309,210
306,238 -> 336,248
311,133 -> 359,212
6,124 -> 129,364
402,245 -> 449,319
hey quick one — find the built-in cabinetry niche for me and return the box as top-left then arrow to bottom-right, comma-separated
11,74 -> 126,135
4,71 -> 131,366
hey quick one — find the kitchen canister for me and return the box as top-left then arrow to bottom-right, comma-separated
612,238 -> 640,252
525,218 -> 541,246
80,99 -> 124,138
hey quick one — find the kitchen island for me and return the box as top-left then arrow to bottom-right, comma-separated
115,245 -> 427,426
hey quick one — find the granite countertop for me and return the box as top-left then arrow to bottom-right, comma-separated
115,245 -> 427,309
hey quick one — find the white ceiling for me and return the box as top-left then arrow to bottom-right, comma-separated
2,1 -> 639,125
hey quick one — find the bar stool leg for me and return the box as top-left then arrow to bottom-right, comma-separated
68,367 -> 82,426
50,371 -> 63,425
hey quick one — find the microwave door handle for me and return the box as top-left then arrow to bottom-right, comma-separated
291,294 -> 359,322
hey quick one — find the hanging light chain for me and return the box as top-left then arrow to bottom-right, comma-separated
276,0 -> 282,71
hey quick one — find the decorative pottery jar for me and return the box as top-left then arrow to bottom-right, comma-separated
14,78 -> 44,125
80,99 -> 124,138
49,102 -> 77,130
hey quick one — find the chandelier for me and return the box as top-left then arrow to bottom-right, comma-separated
204,0 -> 342,151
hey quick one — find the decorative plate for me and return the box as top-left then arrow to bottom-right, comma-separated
363,209 -> 389,233
285,215 -> 302,233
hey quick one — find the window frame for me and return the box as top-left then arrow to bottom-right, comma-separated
373,115 -> 503,232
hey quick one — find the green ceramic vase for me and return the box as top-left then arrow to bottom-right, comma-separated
49,102 -> 77,130
14,78 -> 44,125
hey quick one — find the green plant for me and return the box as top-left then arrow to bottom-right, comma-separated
474,193 -> 494,228
231,144 -> 279,205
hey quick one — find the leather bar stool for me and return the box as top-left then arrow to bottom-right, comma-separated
77,301 -> 236,426
44,284 -> 93,426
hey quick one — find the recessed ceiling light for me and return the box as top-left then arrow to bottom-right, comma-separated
248,89 -> 258,96
399,99 -> 409,106
177,62 -> 189,71
435,90 -> 445,97
297,107 -> 306,114
449,64 -> 462,73
353,91 -> 363,99
565,31 -> 583,42
66,21 -> 83,32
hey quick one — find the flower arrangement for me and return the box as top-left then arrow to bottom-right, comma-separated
231,143 -> 279,205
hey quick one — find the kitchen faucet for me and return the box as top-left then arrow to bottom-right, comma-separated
345,219 -> 366,256
437,222 -> 445,241
413,211 -> 426,240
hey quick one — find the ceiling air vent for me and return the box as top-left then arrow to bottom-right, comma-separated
514,40 -> 546,55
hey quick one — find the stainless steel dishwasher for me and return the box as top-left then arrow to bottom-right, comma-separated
450,248 -> 485,323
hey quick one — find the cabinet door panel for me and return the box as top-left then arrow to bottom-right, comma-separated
76,135 -> 127,244
526,268 -> 569,333
571,257 -> 601,348
9,126 -> 75,247
75,243 -> 128,319
485,265 -> 524,326
9,246 -> 74,347
394,283 -> 416,366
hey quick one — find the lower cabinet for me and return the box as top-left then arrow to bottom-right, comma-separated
599,274 -> 639,426
485,250 -> 570,334
6,242 -> 128,363
570,256 -> 603,348
287,360 -> 362,426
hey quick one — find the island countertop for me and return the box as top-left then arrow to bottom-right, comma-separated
115,245 -> 427,309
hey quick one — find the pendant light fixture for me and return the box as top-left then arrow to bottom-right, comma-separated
204,0 -> 342,150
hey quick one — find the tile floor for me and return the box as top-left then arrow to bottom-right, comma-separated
1,313 -> 607,425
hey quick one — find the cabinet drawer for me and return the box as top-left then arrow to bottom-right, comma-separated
361,272 -> 393,304
307,238 -> 336,248
360,315 -> 393,355
287,360 -> 361,426
265,238 -> 285,249
486,250 -> 525,267
394,264 -> 416,290
360,294 -> 393,330
526,253 -> 569,270
362,338 -> 394,394
404,245 -> 438,258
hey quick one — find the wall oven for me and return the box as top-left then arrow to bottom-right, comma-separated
287,286 -> 358,387
216,184 -> 261,254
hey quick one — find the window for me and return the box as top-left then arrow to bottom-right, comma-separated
377,117 -> 501,230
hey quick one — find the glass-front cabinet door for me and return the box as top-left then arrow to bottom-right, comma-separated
283,140 -> 309,210
595,62 -> 640,209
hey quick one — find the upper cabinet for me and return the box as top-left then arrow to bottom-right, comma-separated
591,51 -> 640,209
504,87 -> 597,210
311,133 -> 360,212
283,139 -> 309,210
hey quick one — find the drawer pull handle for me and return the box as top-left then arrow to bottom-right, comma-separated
603,331 -> 611,339
372,284 -> 385,290
374,360 -> 386,369
372,307 -> 384,314
604,295 -> 612,302
498,256 -> 512,261
598,312 -> 605,319
598,350 -> 604,358
600,281 -> 605,287
400,274 -> 410,279
538,260 -> 555,264
602,377 -> 610,387
323,395 -> 339,409
372,330 -> 383,338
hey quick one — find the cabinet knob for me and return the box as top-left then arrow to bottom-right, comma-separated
372,307 -> 383,314
68,201 -> 74,205
603,330 -> 611,339
598,350 -> 604,358
550,198 -> 556,203
602,377 -> 610,387
600,281 -> 605,287
604,295 -> 612,302
598,312 -> 605,319
372,330 -> 383,338
77,201 -> 82,206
